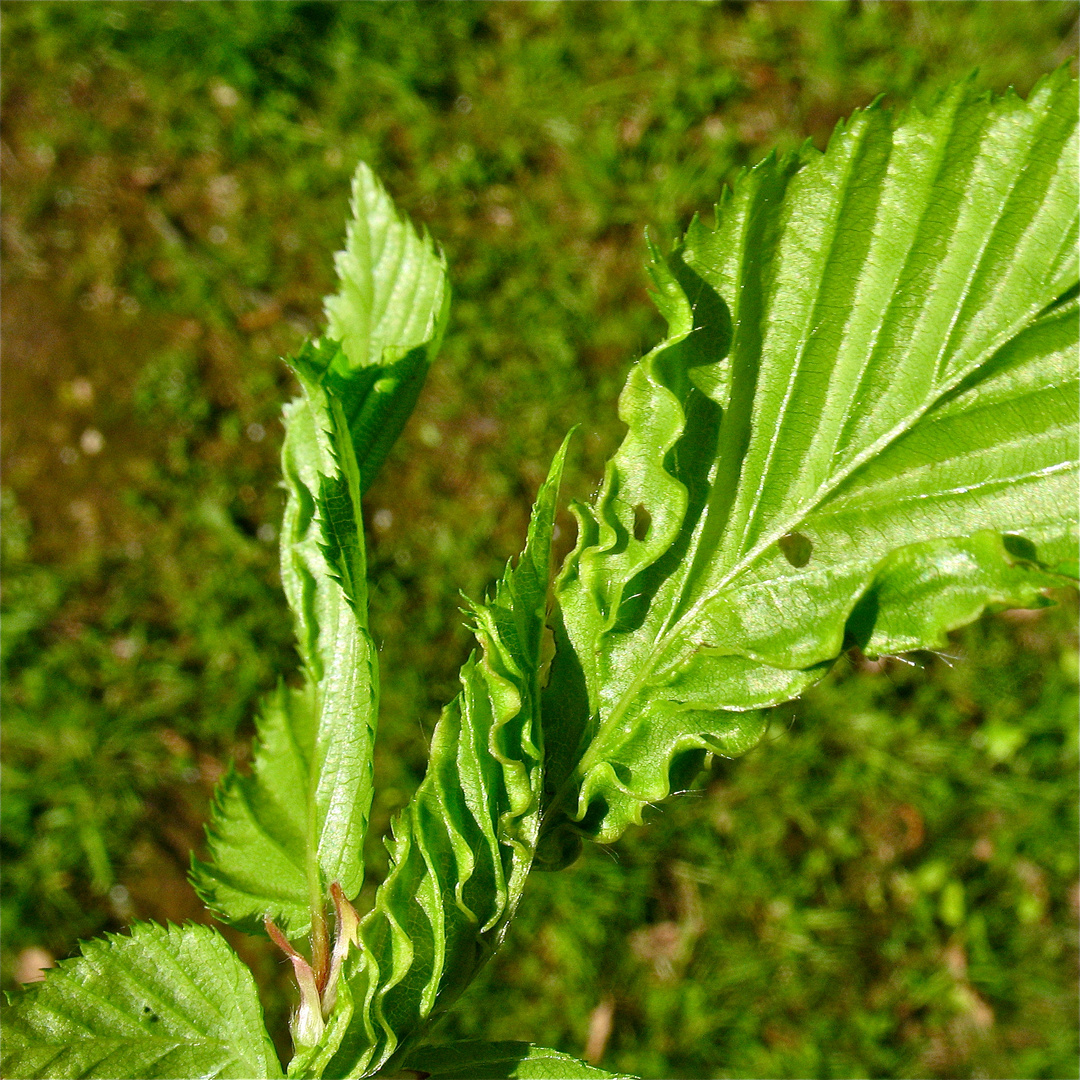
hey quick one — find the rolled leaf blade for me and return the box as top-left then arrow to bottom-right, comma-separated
192,351 -> 378,935
320,438 -> 572,1079
191,161 -> 450,936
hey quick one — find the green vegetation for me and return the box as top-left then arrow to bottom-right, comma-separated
2,4 -> 1078,1078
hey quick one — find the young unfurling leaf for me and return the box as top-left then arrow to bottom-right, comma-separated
191,166 -> 450,941
4,74 -> 1076,1080
321,436 -> 572,1079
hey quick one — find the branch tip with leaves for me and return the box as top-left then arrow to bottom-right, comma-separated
3,75 -> 1076,1080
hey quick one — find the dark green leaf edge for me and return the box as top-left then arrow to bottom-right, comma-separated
401,1040 -> 637,1079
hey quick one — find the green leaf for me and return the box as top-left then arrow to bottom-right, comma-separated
545,72 -> 1079,846
401,1041 -> 636,1079
192,163 -> 449,938
1,922 -> 282,1080
191,683 -> 322,935
324,162 -> 450,494
319,438 -> 572,1080
192,346 -> 380,936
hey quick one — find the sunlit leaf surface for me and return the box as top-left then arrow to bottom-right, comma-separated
191,165 -> 449,937
321,441 -> 570,1079
545,72 -> 1078,846
2,923 -> 282,1080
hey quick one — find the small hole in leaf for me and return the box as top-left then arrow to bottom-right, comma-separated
778,532 -> 812,568
633,503 -> 651,542
1002,534 -> 1038,562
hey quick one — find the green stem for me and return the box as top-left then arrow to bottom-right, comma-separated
311,902 -> 330,995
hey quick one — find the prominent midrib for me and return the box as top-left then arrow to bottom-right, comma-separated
583,92 -> 1077,764
372,222 -> 407,351
821,445 -> 1078,519
853,460 -> 1078,512
345,189 -> 376,364
579,320 -> 1064,772
740,88 -> 1060,563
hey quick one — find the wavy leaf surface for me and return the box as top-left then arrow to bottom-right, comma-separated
191,163 -> 449,938
547,72 -> 1079,846
316,439 -> 571,1079
191,342 -> 379,937
2,923 -> 282,1080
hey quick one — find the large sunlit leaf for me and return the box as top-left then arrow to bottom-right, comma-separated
192,163 -> 449,938
543,72 -> 1079,848
2,923 -> 282,1080
402,1041 -> 636,1079
314,439 -> 571,1080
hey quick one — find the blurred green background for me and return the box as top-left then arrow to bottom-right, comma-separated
2,3 -> 1077,1077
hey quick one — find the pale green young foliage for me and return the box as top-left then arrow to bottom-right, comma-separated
319,437 -> 571,1079
2,923 -> 282,1080
324,163 -> 451,494
191,338 -> 380,937
325,163 -> 448,373
3,77 -> 1078,1080
191,164 -> 448,942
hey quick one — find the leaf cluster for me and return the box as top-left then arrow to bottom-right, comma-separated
3,73 -> 1077,1080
